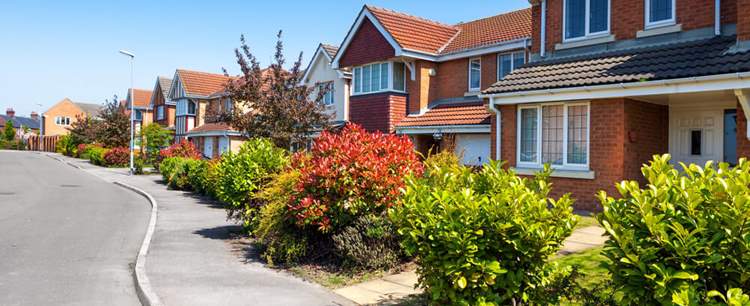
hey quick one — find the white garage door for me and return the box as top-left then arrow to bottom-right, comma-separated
218,137 -> 229,156
454,134 -> 491,166
203,137 -> 213,159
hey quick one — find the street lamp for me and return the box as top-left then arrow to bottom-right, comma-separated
119,49 -> 135,175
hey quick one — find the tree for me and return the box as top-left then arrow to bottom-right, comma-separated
68,113 -> 100,145
96,95 -> 130,148
224,31 -> 331,149
4,120 -> 15,141
141,123 -> 172,163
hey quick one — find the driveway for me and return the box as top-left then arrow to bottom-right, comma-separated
0,151 -> 149,306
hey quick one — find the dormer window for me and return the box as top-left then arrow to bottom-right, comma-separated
564,0 -> 610,41
646,0 -> 675,28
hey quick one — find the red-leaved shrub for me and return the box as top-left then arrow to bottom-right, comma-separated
156,140 -> 201,169
103,147 -> 130,167
289,123 -> 423,233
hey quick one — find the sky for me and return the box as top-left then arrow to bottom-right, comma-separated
0,0 -> 529,117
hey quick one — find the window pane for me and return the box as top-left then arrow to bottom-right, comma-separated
520,108 -> 538,162
469,59 -> 481,89
649,0 -> 672,23
362,66 -> 371,92
567,105 -> 589,164
590,0 -> 609,33
370,64 -> 380,92
393,62 -> 405,91
565,0 -> 586,39
354,68 -> 362,93
542,105 -> 564,165
499,54 -> 512,79
691,130 -> 702,156
513,52 -> 525,70
381,63 -> 389,90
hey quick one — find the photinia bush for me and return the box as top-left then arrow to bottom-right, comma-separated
289,123 -> 423,233
597,155 -> 750,305
103,147 -> 129,167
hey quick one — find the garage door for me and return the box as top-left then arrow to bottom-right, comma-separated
454,134 -> 491,166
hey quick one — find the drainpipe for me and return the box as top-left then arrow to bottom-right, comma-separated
715,0 -> 721,36
541,0 -> 547,57
488,97 -> 502,161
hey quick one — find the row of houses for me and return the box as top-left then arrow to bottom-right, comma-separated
37,0 -> 750,209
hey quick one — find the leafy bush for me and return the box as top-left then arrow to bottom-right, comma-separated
391,161 -> 576,306
158,157 -> 200,190
3,120 -> 15,141
103,147 -> 129,167
134,156 -> 145,175
156,140 -> 200,169
597,155 -> 750,305
141,123 -> 172,164
186,159 -> 211,194
215,138 -> 288,230
332,215 -> 402,270
56,135 -> 77,156
289,124 -> 423,233
88,147 -> 109,166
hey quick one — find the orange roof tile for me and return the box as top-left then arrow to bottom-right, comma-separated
176,69 -> 233,97
364,6 -> 531,56
187,122 -> 236,134
396,102 -> 491,127
129,89 -> 153,108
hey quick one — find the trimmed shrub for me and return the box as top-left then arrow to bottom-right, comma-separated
88,147 -> 109,166
289,123 -> 423,233
56,135 -> 76,156
332,215 -> 401,270
186,159 -> 211,194
156,140 -> 200,169
215,138 -> 288,230
597,155 -> 750,305
103,147 -> 129,167
158,157 -> 200,190
391,161 -> 576,305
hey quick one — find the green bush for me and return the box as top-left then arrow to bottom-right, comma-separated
186,159 -> 210,194
597,155 -> 750,305
88,147 -> 109,166
332,215 -> 402,270
391,161 -> 577,306
56,135 -> 77,156
159,157 -> 198,190
134,156 -> 145,175
215,138 -> 288,230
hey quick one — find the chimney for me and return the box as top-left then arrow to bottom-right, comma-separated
6,108 -> 14,118
30,112 -> 39,121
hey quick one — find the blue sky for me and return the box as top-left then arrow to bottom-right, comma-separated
0,0 -> 529,117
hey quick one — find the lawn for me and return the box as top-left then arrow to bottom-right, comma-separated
574,214 -> 600,230
554,247 -> 608,290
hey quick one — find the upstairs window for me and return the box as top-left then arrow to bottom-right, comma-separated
469,58 -> 481,92
134,110 -> 143,121
352,62 -> 406,95
187,101 -> 196,115
318,82 -> 334,106
564,0 -> 610,41
223,98 -> 233,112
498,51 -> 526,80
157,105 -> 165,120
55,116 -> 71,126
646,0 -> 675,28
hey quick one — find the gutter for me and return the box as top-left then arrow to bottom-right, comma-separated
715,0 -> 721,36
487,97 -> 501,161
541,0 -> 547,57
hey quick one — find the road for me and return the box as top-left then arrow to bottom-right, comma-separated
0,151 -> 149,306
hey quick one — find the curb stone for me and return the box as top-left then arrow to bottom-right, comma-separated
113,181 -> 164,306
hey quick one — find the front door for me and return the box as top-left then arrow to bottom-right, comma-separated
669,110 -> 724,166
724,109 -> 738,165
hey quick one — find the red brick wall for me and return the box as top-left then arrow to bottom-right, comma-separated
737,103 -> 750,158
350,92 -> 407,133
738,0 -> 750,40
532,0 -> 736,52
623,99 -> 669,184
339,18 -> 396,68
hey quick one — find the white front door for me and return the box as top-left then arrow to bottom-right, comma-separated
669,110 -> 724,166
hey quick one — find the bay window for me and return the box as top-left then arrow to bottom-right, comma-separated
564,0 -> 610,41
498,51 -> 526,80
646,0 -> 675,28
469,58 -> 481,92
352,62 -> 406,95
517,103 -> 589,170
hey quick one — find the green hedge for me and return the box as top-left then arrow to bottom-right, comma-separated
88,147 -> 109,166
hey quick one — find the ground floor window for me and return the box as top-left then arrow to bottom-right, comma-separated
517,102 -> 589,170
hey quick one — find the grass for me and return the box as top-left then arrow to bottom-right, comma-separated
574,214 -> 600,230
287,264 -> 388,289
554,247 -> 609,290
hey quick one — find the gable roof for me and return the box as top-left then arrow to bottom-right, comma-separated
396,101 -> 491,128
301,44 -> 348,85
334,5 -> 531,66
483,35 -> 750,96
321,44 -> 339,58
128,89 -> 153,109
0,114 -> 40,129
72,102 -> 102,117
175,69 -> 232,98
158,76 -> 173,99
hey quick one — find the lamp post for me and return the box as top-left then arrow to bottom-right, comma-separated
119,50 -> 135,175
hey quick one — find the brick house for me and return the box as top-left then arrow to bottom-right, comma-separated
149,76 -> 176,130
42,98 -> 102,136
186,90 -> 245,159
0,108 -> 40,134
331,5 -> 532,165
481,0 -> 750,210
167,69 -> 233,142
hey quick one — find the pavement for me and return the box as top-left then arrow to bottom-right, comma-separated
0,151 -> 149,306
57,153 -> 354,306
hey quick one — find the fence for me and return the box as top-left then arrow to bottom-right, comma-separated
27,135 -> 60,152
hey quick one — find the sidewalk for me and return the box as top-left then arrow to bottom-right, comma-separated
334,226 -> 606,305
58,155 -> 353,306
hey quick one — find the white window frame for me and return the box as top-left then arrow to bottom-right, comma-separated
351,61 -> 405,96
468,58 -> 482,92
562,0 -> 611,42
497,51 -> 526,81
644,0 -> 676,29
55,116 -> 71,126
516,102 -> 591,171
157,105 -> 165,120
319,82 -> 335,106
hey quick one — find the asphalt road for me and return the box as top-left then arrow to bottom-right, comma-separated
0,151 -> 149,306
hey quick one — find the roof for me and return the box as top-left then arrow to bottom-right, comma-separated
396,102 -> 491,127
73,102 -> 103,116
176,69 -> 233,98
484,35 -> 750,95
158,76 -> 173,99
186,122 -> 236,134
363,6 -> 531,56
321,44 -> 339,58
129,89 -> 153,109
0,115 -> 39,129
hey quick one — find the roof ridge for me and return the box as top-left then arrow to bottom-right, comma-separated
453,7 -> 531,27
176,68 -> 229,77
365,5 -> 458,30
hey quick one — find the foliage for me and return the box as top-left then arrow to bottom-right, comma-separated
68,114 -> 99,145
597,155 -> 750,306
55,134 -> 77,156
156,140 -> 200,169
0,139 -> 23,150
391,161 -> 576,306
95,95 -> 130,148
141,123 -> 172,164
215,138 -> 288,230
159,157 -> 194,190
289,124 -> 423,233
88,147 -> 109,166
186,159 -> 211,195
103,147 -> 130,167
332,215 -> 402,270
224,31 -> 331,149
134,156 -> 145,175
4,120 -> 15,141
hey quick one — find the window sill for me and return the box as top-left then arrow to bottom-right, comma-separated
555,35 -> 615,51
513,167 -> 596,180
637,23 -> 681,38
464,91 -> 481,97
